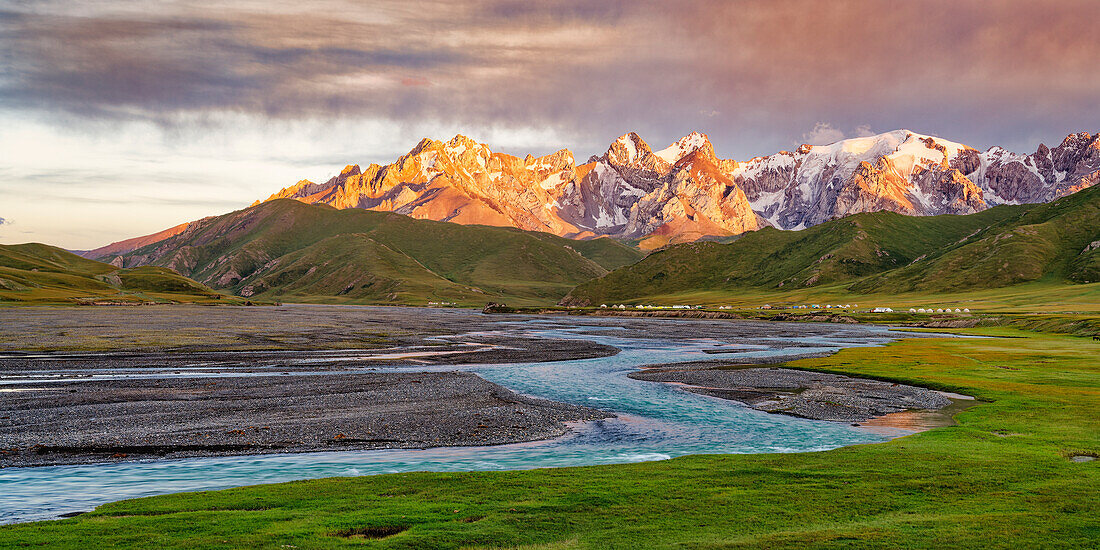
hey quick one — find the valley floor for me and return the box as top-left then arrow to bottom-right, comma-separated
0,306 -> 620,467
0,310 -> 1097,547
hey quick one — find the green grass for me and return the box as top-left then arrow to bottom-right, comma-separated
560,280 -> 1100,314
0,244 -> 237,306
4,329 -> 1096,548
106,199 -> 644,307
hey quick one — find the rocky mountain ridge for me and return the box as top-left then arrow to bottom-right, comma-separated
257,130 -> 1099,250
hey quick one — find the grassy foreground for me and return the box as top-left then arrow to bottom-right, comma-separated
2,330 -> 1098,548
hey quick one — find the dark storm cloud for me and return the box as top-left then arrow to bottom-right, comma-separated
0,8 -> 489,120
245,46 -> 470,69
483,0 -> 632,23
2,0 -> 1098,156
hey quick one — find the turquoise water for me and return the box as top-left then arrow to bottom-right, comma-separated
0,318 -> 903,523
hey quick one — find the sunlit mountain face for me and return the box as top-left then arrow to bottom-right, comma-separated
2,1 -> 1099,249
251,130 -> 1098,251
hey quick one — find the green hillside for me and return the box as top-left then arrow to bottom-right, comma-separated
854,183 -> 1100,291
565,185 -> 1100,306
0,244 -> 229,305
104,199 -> 644,306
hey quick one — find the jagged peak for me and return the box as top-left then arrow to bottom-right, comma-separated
445,133 -> 485,149
322,165 -> 361,187
607,132 -> 653,164
656,131 -> 714,164
679,144 -> 719,164
527,148 -> 575,168
546,148 -> 574,162
615,131 -> 643,143
1059,131 -> 1097,149
281,178 -> 318,193
675,131 -> 712,148
441,134 -> 490,162
408,137 -> 440,156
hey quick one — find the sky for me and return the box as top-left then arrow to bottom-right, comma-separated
2,0 -> 1099,249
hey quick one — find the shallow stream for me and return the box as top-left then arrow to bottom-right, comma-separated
1,317 -> 912,523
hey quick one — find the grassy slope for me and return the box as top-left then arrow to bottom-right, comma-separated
114,200 -> 643,306
248,234 -> 490,304
0,244 -> 229,305
3,329 -> 1095,548
855,182 -> 1100,292
566,186 -> 1100,307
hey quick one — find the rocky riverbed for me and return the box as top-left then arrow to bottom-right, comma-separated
0,304 -> 958,468
0,305 -> 624,467
630,365 -> 953,422
1,371 -> 609,467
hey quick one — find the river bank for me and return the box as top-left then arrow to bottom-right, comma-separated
3,327 -> 1093,547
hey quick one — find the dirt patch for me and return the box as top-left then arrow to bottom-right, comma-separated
332,525 -> 408,539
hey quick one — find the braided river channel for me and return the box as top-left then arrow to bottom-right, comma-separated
1,314 -> 927,523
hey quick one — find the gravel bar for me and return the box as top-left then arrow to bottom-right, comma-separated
630,367 -> 951,422
1,371 -> 610,467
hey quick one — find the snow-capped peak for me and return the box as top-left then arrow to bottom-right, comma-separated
605,132 -> 657,168
443,134 -> 490,160
655,131 -> 711,163
256,129 -> 1096,248
614,132 -> 641,162
800,130 -> 969,174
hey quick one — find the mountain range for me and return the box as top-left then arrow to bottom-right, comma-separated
256,130 -> 1100,250
563,183 -> 1100,306
57,128 -> 1099,307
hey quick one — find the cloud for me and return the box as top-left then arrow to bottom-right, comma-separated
1,0 -> 1093,156
853,125 -> 875,138
801,123 -> 847,146
2,0 -> 1100,249
800,123 -> 881,146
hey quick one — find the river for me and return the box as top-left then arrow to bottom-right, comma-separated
0,315 -> 911,523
